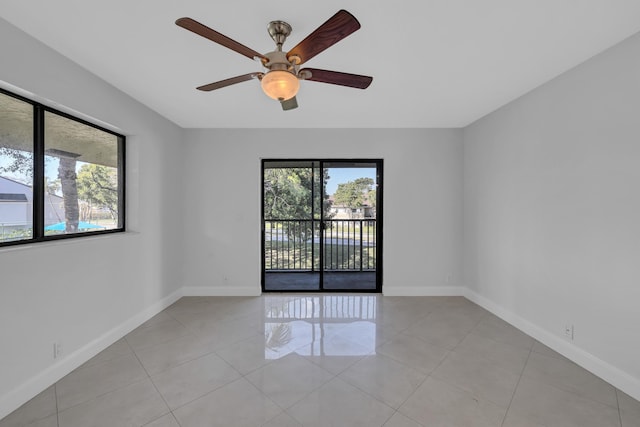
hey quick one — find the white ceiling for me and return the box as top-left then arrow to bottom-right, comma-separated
2,0 -> 640,128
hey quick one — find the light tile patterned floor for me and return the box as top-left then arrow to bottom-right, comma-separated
2,295 -> 639,427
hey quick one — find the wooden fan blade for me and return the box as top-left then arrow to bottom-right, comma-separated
286,10 -> 360,65
300,68 -> 372,89
280,96 -> 298,110
176,17 -> 267,61
196,73 -> 261,91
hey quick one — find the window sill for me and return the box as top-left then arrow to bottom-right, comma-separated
0,230 -> 139,254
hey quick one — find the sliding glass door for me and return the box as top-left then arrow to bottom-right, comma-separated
262,159 -> 382,292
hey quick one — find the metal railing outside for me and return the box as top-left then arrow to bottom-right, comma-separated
264,219 -> 376,271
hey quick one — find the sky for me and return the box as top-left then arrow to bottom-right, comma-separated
325,167 -> 376,196
1,153 -> 84,186
4,152 -> 375,195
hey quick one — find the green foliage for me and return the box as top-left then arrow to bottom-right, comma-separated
333,177 -> 374,208
264,167 -> 332,220
0,227 -> 32,241
264,241 -> 376,271
368,188 -> 377,208
0,147 -> 33,181
264,168 -> 310,219
264,167 -> 333,242
76,164 -> 118,220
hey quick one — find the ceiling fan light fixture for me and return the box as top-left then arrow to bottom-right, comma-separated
261,70 -> 299,101
177,10 -> 372,109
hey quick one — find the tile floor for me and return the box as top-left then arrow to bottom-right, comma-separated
2,295 -> 639,427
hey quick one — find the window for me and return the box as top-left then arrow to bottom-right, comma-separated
1,89 -> 125,246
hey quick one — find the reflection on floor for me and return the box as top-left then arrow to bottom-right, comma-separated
265,295 -> 377,359
2,295 -> 639,427
264,271 -> 377,291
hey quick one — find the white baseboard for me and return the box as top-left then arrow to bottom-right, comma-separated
463,288 -> 640,402
0,288 -> 183,420
383,285 -> 465,296
182,286 -> 261,297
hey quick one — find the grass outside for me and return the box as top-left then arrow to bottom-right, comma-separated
325,226 -> 375,241
265,241 -> 376,271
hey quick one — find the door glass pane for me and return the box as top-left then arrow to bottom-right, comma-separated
44,111 -> 121,235
263,161 -> 318,290
323,162 -> 378,290
0,92 -> 34,243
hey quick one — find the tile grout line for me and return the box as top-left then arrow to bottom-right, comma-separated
376,302 -> 442,411
378,408 -> 399,427
316,374 -> 397,427
381,334 -> 453,369
403,309 -> 521,424
334,358 -> 401,410
389,302 -> 485,426
147,354 -> 247,419
522,351 -> 623,412
500,345 -> 534,427
138,337 -> 223,377
378,307 -> 459,427
54,376 -> 151,416
133,302 -> 269,420
240,376 -> 294,425
54,383 -> 60,427
52,347 -> 148,415
129,345 -> 175,424
615,389 -> 623,427
171,412 -> 183,427
128,311 -> 240,377
247,355 -> 338,413
379,369 -> 431,427
161,305 -> 212,333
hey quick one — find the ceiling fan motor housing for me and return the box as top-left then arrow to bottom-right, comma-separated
267,21 -> 292,48
263,50 -> 296,72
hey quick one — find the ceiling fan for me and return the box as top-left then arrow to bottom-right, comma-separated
175,9 -> 373,110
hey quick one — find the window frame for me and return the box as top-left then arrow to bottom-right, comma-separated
0,87 -> 125,247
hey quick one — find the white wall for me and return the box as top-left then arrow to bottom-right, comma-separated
0,18 -> 184,418
464,31 -> 640,399
181,128 -> 464,297
3,7 -> 639,418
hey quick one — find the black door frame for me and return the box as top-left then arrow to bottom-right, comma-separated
261,158 -> 383,293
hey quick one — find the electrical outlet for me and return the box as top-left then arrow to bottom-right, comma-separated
53,342 -> 63,359
564,324 -> 574,341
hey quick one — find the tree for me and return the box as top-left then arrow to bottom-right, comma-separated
58,156 -> 80,232
0,147 -> 33,181
368,188 -> 376,208
46,177 -> 61,196
76,164 -> 118,221
333,177 -> 375,208
263,167 -> 332,241
264,168 -> 332,220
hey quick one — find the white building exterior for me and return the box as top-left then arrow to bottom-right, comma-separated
0,176 -> 65,238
